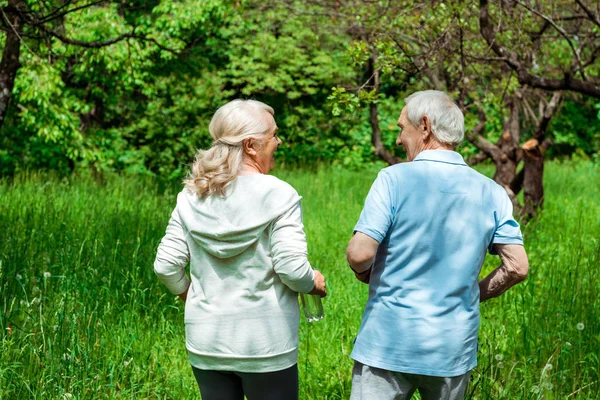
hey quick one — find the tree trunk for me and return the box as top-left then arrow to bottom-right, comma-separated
0,1 -> 24,127
367,52 -> 401,165
520,92 -> 562,220
521,139 -> 547,220
492,132 -> 518,186
492,95 -> 521,210
370,101 -> 401,165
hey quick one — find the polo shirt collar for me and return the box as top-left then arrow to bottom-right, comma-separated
413,150 -> 467,166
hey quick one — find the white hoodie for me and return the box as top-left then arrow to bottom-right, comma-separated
154,174 -> 316,372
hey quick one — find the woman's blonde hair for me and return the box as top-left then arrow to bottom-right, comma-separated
184,99 -> 275,198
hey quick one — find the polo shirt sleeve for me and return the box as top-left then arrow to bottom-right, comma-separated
488,186 -> 524,254
353,170 -> 394,243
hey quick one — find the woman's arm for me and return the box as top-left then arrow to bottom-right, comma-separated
154,207 -> 191,299
270,201 -> 326,297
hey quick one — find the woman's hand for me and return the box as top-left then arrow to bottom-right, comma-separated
308,270 -> 327,297
177,286 -> 189,303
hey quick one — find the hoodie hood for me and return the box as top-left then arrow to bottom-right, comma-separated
176,175 -> 301,259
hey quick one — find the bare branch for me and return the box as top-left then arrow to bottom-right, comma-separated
38,1 -> 108,24
464,54 -> 508,62
534,91 -> 563,138
522,96 -> 539,125
575,0 -> 600,28
38,23 -> 136,48
466,108 -> 503,161
468,152 -> 490,165
479,0 -> 600,98
515,0 -> 586,80
34,22 -> 180,54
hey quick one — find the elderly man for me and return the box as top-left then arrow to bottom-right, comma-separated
346,90 -> 529,400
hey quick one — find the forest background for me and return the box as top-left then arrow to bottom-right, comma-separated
1,0 -> 599,185
1,1 -> 600,399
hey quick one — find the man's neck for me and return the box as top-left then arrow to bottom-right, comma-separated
424,141 -> 454,152
410,141 -> 454,161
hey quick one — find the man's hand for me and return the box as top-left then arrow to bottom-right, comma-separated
308,270 -> 327,297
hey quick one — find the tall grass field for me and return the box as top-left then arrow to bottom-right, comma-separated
1,161 -> 599,399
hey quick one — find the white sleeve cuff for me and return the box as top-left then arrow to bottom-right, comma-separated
154,263 -> 191,295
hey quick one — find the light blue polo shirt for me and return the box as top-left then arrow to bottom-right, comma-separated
351,150 -> 523,377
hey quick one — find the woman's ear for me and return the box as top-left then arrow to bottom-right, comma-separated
242,138 -> 257,156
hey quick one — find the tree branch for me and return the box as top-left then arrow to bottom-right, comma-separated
38,1 -> 107,24
479,0 -> 600,98
36,22 -> 179,54
468,152 -> 490,165
466,109 -> 503,161
515,0 -> 586,80
534,91 -> 562,139
575,0 -> 600,28
36,21 -> 135,48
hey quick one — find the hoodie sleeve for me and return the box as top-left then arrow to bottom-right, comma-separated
154,206 -> 191,295
270,200 -> 315,294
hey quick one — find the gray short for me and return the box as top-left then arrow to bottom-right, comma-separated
350,361 -> 471,400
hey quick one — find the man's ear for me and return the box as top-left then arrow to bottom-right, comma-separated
242,138 -> 257,156
421,115 -> 432,140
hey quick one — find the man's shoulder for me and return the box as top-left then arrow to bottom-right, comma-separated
383,161 -> 504,192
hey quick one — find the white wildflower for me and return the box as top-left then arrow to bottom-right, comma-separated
577,322 -> 585,331
543,382 -> 554,391
63,393 -> 73,399
495,354 -> 503,361
497,362 -> 504,369
16,274 -> 22,280
544,363 -> 553,371
43,272 -> 51,278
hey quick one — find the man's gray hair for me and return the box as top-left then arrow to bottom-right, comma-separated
404,91 -> 464,145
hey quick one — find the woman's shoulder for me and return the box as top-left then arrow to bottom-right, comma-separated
237,174 -> 300,197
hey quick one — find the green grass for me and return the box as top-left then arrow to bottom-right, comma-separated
0,161 -> 598,399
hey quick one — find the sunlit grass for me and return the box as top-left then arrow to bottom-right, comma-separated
1,161 -> 598,399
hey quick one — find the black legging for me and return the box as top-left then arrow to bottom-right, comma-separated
191,364 -> 298,400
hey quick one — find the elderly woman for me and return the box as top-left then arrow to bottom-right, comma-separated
154,99 -> 327,400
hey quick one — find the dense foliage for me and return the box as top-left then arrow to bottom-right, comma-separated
0,0 -> 599,177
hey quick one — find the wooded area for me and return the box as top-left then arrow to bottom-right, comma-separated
1,0 -> 599,219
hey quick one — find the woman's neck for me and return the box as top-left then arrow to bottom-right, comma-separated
238,162 -> 263,176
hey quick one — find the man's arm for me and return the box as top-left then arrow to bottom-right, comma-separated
479,244 -> 529,302
346,232 -> 380,284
